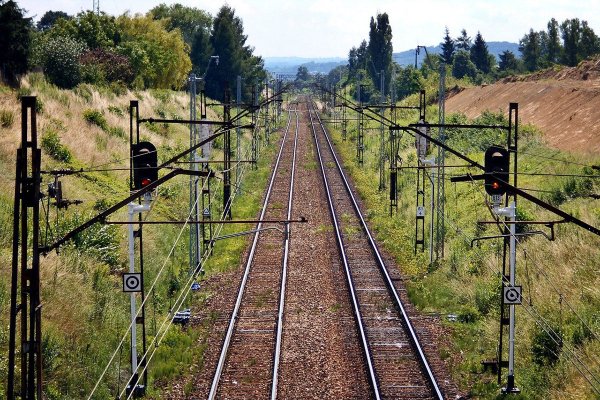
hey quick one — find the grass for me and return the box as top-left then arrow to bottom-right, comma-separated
325,94 -> 600,399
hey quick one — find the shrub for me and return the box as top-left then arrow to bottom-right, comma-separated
108,126 -> 125,138
41,130 -> 72,162
107,105 -> 124,116
458,304 -> 480,323
74,84 -> 94,103
0,109 -> 14,127
40,36 -> 86,89
79,48 -> 134,86
16,86 -> 31,99
531,324 -> 563,366
83,109 -> 108,131
53,215 -> 120,268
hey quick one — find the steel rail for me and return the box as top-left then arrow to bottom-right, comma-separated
271,106 -> 299,399
208,105 -> 298,400
307,103 -> 382,400
310,99 -> 444,399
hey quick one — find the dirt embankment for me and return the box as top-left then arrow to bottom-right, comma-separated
446,58 -> 600,155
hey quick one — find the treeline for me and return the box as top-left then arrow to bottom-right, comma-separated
0,1 -> 265,100
302,15 -> 600,104
519,18 -> 599,71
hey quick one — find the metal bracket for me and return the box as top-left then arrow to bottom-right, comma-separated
470,229 -> 554,247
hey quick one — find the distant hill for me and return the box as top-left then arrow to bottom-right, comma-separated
264,57 -> 346,76
394,41 -> 520,66
265,42 -> 520,76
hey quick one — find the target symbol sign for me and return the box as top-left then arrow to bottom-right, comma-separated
123,273 -> 142,293
503,285 -> 522,305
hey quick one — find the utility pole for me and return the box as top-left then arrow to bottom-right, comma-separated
8,96 -> 43,399
223,86 -> 232,220
251,84 -> 259,168
236,75 -> 242,193
357,82 -> 364,165
436,63 -> 447,260
379,69 -> 386,191
125,196 -> 151,398
188,75 -> 202,273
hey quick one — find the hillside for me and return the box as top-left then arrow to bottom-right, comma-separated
445,58 -> 600,154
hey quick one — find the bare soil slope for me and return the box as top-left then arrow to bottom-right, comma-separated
446,58 -> 600,155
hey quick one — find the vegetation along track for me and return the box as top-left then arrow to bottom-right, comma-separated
308,98 -> 444,400
208,103 -> 299,399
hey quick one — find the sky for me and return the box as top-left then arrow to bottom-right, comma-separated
17,0 -> 600,58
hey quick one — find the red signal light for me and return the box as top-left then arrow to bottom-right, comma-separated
492,181 -> 500,190
141,178 -> 152,187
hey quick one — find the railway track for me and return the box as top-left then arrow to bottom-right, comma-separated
208,104 -> 299,399
308,99 -> 444,400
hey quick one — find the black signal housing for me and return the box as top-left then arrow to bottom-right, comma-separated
484,145 -> 510,196
132,142 -> 158,190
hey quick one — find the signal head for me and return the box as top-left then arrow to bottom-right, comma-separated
484,145 -> 510,196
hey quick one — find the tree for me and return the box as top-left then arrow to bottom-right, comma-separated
204,6 -> 265,101
470,31 -> 491,73
117,15 -> 191,89
149,3 -> 211,48
561,18 -> 581,66
452,50 -> 477,79
579,21 -> 600,60
519,29 -> 541,71
0,0 -> 31,85
79,48 -> 134,85
37,10 -> 71,31
326,64 -> 346,86
190,26 -> 213,76
498,50 -> 518,71
40,36 -> 86,88
546,18 -> 561,64
49,11 -> 120,50
367,12 -> 393,94
348,40 -> 369,80
440,27 -> 455,64
395,66 -> 423,98
455,29 -> 471,51
296,65 -> 309,81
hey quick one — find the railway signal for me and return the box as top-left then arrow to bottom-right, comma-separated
484,145 -> 509,196
132,141 -> 158,190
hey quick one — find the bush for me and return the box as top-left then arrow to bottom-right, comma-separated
0,110 -> 14,127
74,84 -> 94,103
458,304 -> 480,323
107,105 -> 124,116
41,130 -> 72,162
53,215 -> 120,268
40,36 -> 86,89
531,324 -> 563,366
83,109 -> 108,130
108,126 -> 125,138
79,48 -> 134,86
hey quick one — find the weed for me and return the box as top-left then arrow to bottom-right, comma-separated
74,84 -> 94,103
0,110 -> 14,128
108,126 -> 125,139
16,86 -> 31,99
83,109 -> 108,131
41,130 -> 72,163
108,105 -> 124,117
